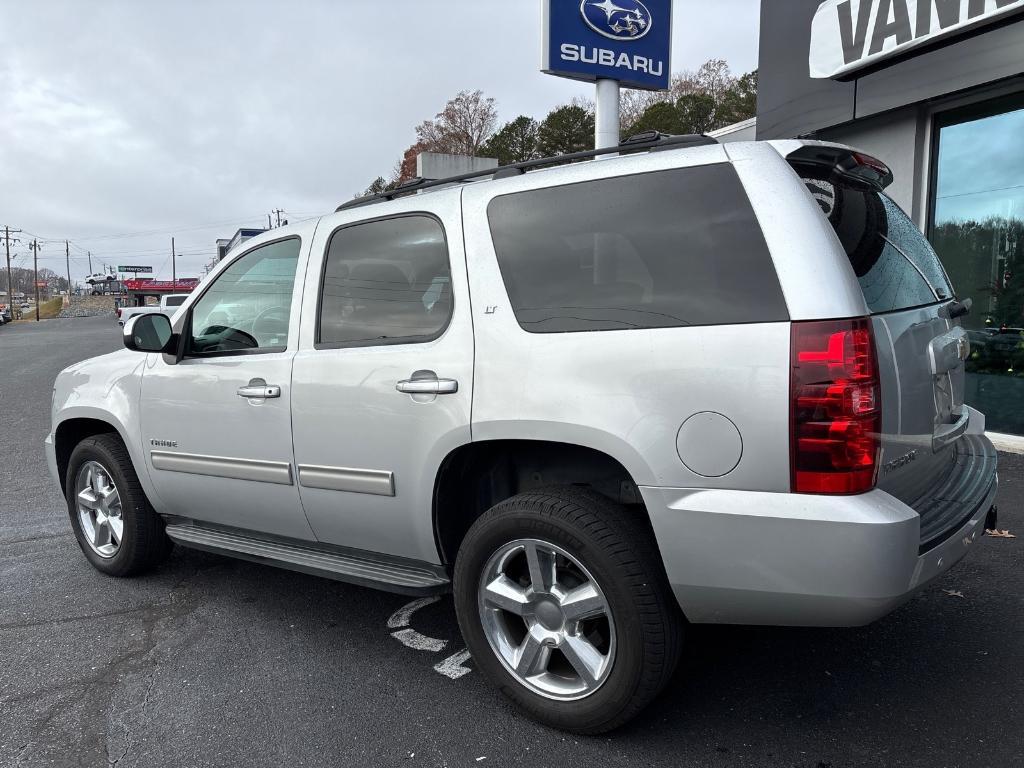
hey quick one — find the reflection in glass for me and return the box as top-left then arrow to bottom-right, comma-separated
932,102 -> 1024,434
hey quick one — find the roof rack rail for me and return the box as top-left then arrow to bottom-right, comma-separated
337,132 -> 718,212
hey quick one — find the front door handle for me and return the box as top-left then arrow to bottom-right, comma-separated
237,379 -> 281,399
396,377 -> 459,395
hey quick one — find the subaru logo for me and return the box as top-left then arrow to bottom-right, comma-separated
580,0 -> 653,41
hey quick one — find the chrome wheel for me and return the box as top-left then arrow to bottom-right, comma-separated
75,461 -> 123,558
478,539 -> 616,700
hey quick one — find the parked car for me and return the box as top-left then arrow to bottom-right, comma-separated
117,294 -> 189,326
85,269 -> 117,285
46,136 -> 998,734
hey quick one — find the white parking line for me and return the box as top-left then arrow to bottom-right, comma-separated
391,627 -> 447,652
388,596 -> 448,654
386,596 -> 474,678
434,649 -> 473,680
386,596 -> 439,629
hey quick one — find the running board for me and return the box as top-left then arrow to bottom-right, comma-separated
164,523 -> 450,596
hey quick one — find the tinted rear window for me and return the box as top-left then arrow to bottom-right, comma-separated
803,176 -> 953,314
165,296 -> 186,307
486,165 -> 788,333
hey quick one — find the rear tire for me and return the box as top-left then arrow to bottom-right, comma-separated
65,434 -> 172,577
453,487 -> 683,734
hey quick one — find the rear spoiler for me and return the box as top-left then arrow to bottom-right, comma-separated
770,140 -> 894,191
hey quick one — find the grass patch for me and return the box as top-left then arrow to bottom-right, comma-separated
14,297 -> 64,321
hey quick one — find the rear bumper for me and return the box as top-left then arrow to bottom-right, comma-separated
642,464 -> 997,627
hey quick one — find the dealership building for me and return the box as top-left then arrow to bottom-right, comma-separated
748,0 -> 1024,445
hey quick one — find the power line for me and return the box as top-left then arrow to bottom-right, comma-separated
52,213 -> 271,242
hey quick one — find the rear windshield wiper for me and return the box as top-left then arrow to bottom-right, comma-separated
880,235 -> 945,302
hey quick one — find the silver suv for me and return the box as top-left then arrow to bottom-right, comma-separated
46,135 -> 998,733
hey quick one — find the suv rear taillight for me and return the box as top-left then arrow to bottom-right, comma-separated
790,317 -> 880,494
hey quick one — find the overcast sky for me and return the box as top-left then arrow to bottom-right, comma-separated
0,0 -> 760,282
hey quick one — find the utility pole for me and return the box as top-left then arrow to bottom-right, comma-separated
88,250 -> 93,274
171,237 -> 176,285
267,213 -> 272,230
273,208 -> 284,228
2,226 -> 21,319
29,239 -> 41,321
65,240 -> 72,299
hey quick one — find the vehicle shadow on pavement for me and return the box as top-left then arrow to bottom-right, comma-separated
9,513 -> 1018,768
157,528 -> 1017,764
613,530 -> 1022,765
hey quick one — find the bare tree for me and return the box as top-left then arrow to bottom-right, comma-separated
694,59 -> 734,107
619,70 -> 697,132
567,94 -> 595,115
415,89 -> 499,156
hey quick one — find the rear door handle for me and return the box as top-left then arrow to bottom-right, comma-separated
237,380 -> 281,399
396,378 -> 459,395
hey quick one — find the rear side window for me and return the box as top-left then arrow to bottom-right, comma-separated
803,176 -> 953,314
486,165 -> 788,333
165,296 -> 187,307
317,215 -> 452,347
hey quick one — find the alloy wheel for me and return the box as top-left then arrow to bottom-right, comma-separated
477,538 -> 616,700
75,460 -> 124,558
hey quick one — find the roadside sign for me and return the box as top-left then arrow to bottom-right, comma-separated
542,0 -> 672,90
118,265 -> 153,273
35,280 -> 47,288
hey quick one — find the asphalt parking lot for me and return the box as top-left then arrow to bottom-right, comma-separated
1,315 -> 1022,768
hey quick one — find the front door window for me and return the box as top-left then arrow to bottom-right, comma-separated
188,238 -> 300,355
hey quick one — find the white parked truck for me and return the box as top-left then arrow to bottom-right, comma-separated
117,294 -> 189,326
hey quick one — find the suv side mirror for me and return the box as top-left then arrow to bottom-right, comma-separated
123,313 -> 174,353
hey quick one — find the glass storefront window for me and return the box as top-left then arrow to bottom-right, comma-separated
931,96 -> 1024,435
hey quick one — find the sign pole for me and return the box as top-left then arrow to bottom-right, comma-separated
594,78 -> 621,150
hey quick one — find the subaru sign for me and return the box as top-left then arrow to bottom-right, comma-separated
542,0 -> 672,90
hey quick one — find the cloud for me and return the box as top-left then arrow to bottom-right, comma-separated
0,0 -> 760,281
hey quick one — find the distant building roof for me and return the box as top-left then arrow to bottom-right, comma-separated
219,228 -> 266,260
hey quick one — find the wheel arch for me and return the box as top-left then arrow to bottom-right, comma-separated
54,413 -> 138,496
432,439 -> 649,567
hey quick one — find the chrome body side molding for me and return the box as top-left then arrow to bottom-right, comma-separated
164,521 -> 449,596
297,464 -> 395,496
150,451 -> 294,486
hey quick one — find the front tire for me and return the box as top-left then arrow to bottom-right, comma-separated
65,434 -> 172,577
453,487 -> 683,734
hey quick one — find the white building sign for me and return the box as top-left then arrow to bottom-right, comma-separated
810,0 -> 1024,79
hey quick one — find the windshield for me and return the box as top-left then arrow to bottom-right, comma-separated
803,175 -> 954,314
